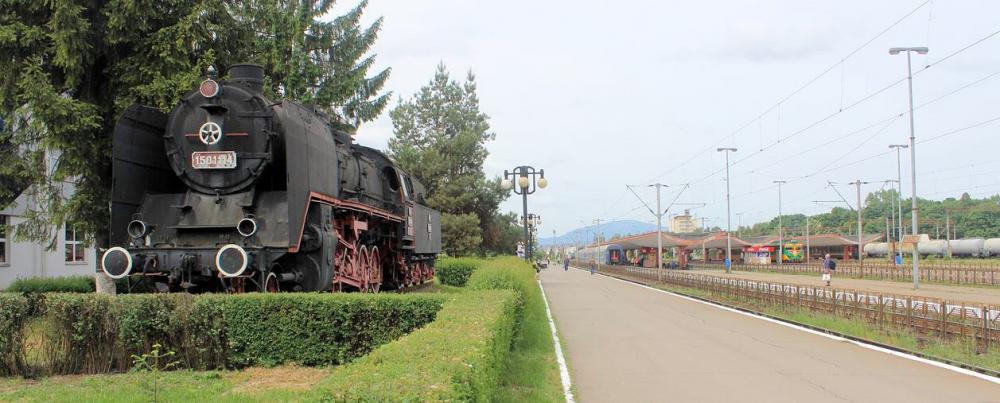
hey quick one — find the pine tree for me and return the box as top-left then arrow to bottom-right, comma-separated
0,0 -> 390,247
388,63 -> 508,256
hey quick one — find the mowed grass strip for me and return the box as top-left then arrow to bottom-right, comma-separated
0,366 -> 330,402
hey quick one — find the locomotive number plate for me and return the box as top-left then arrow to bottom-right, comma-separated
191,151 -> 237,169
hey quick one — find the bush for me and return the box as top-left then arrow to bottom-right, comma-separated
209,293 -> 443,367
5,276 -> 94,293
0,293 -> 30,376
320,290 -> 522,401
435,257 -> 481,286
9,293 -> 444,377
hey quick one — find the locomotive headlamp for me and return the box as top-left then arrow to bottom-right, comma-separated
127,220 -> 150,239
518,176 -> 529,189
501,178 -> 513,190
216,244 -> 249,277
199,79 -> 220,98
101,247 -> 133,279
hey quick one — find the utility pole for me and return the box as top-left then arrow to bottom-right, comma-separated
889,144 -> 907,260
594,218 -> 602,273
736,213 -> 744,238
774,180 -> 787,266
945,210 -> 951,241
849,180 -> 870,266
805,214 -> 811,262
651,183 -> 666,280
627,183 -> 692,280
717,147 -> 737,273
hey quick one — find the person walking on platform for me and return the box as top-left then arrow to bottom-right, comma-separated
822,253 -> 836,286
563,256 -> 570,271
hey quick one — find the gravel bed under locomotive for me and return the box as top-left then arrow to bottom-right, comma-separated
101,64 -> 441,292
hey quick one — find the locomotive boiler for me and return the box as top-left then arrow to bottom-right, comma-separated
101,64 -> 441,292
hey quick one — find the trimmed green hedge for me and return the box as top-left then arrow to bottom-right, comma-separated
0,293 -> 30,376
435,258 -> 481,286
5,276 -> 94,293
320,290 -> 522,401
210,293 -> 442,367
322,257 -> 542,401
2,293 -> 444,376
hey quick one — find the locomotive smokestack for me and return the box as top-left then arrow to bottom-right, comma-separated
228,64 -> 264,94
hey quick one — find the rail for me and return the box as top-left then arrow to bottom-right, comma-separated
688,261 -> 1000,286
582,262 -> 1000,353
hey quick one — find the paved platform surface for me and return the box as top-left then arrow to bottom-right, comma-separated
692,269 -> 1000,305
541,267 -> 1000,402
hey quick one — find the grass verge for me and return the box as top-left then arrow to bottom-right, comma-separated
0,365 -> 329,402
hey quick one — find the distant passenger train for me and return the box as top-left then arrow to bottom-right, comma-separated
575,244 -> 628,265
864,238 -> 1000,258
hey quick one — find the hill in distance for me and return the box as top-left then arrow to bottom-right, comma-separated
538,220 -> 656,247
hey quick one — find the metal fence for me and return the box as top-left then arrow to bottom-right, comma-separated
595,264 -> 1000,353
689,261 -> 1000,286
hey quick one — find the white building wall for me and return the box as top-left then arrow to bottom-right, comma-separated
0,196 -> 96,289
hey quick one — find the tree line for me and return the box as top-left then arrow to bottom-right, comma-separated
741,190 -> 1000,239
1,0 -> 518,256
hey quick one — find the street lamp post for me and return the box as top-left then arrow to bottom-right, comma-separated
890,46 -> 928,290
717,147 -> 737,273
774,180 -> 786,266
502,166 -> 548,261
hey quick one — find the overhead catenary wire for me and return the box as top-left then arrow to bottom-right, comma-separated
675,28 -> 1000,193
643,0 -> 932,184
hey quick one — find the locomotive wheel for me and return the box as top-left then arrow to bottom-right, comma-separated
358,245 -> 370,292
293,255 -> 323,292
369,246 -> 382,293
264,272 -> 280,293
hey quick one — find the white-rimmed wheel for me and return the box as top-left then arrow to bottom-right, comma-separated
264,272 -> 280,293
216,244 -> 248,277
101,247 -> 133,279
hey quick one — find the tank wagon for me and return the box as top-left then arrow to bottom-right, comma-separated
101,64 -> 441,292
865,238 -> 1000,258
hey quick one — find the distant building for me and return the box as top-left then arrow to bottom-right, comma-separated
1,194 -> 96,289
670,210 -> 698,233
0,149 -> 96,289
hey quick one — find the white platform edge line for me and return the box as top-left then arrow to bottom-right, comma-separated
576,267 -> 1000,386
538,280 -> 576,402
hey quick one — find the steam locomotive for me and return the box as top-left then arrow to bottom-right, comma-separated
101,64 -> 441,293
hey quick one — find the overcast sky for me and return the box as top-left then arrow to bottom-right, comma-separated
345,0 -> 1000,236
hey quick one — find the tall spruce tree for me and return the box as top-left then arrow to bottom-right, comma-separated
0,0 -> 389,247
388,63 -> 507,256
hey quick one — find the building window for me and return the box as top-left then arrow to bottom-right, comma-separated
0,215 -> 8,266
65,226 -> 85,263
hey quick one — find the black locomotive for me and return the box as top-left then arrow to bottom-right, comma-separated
101,64 -> 441,292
